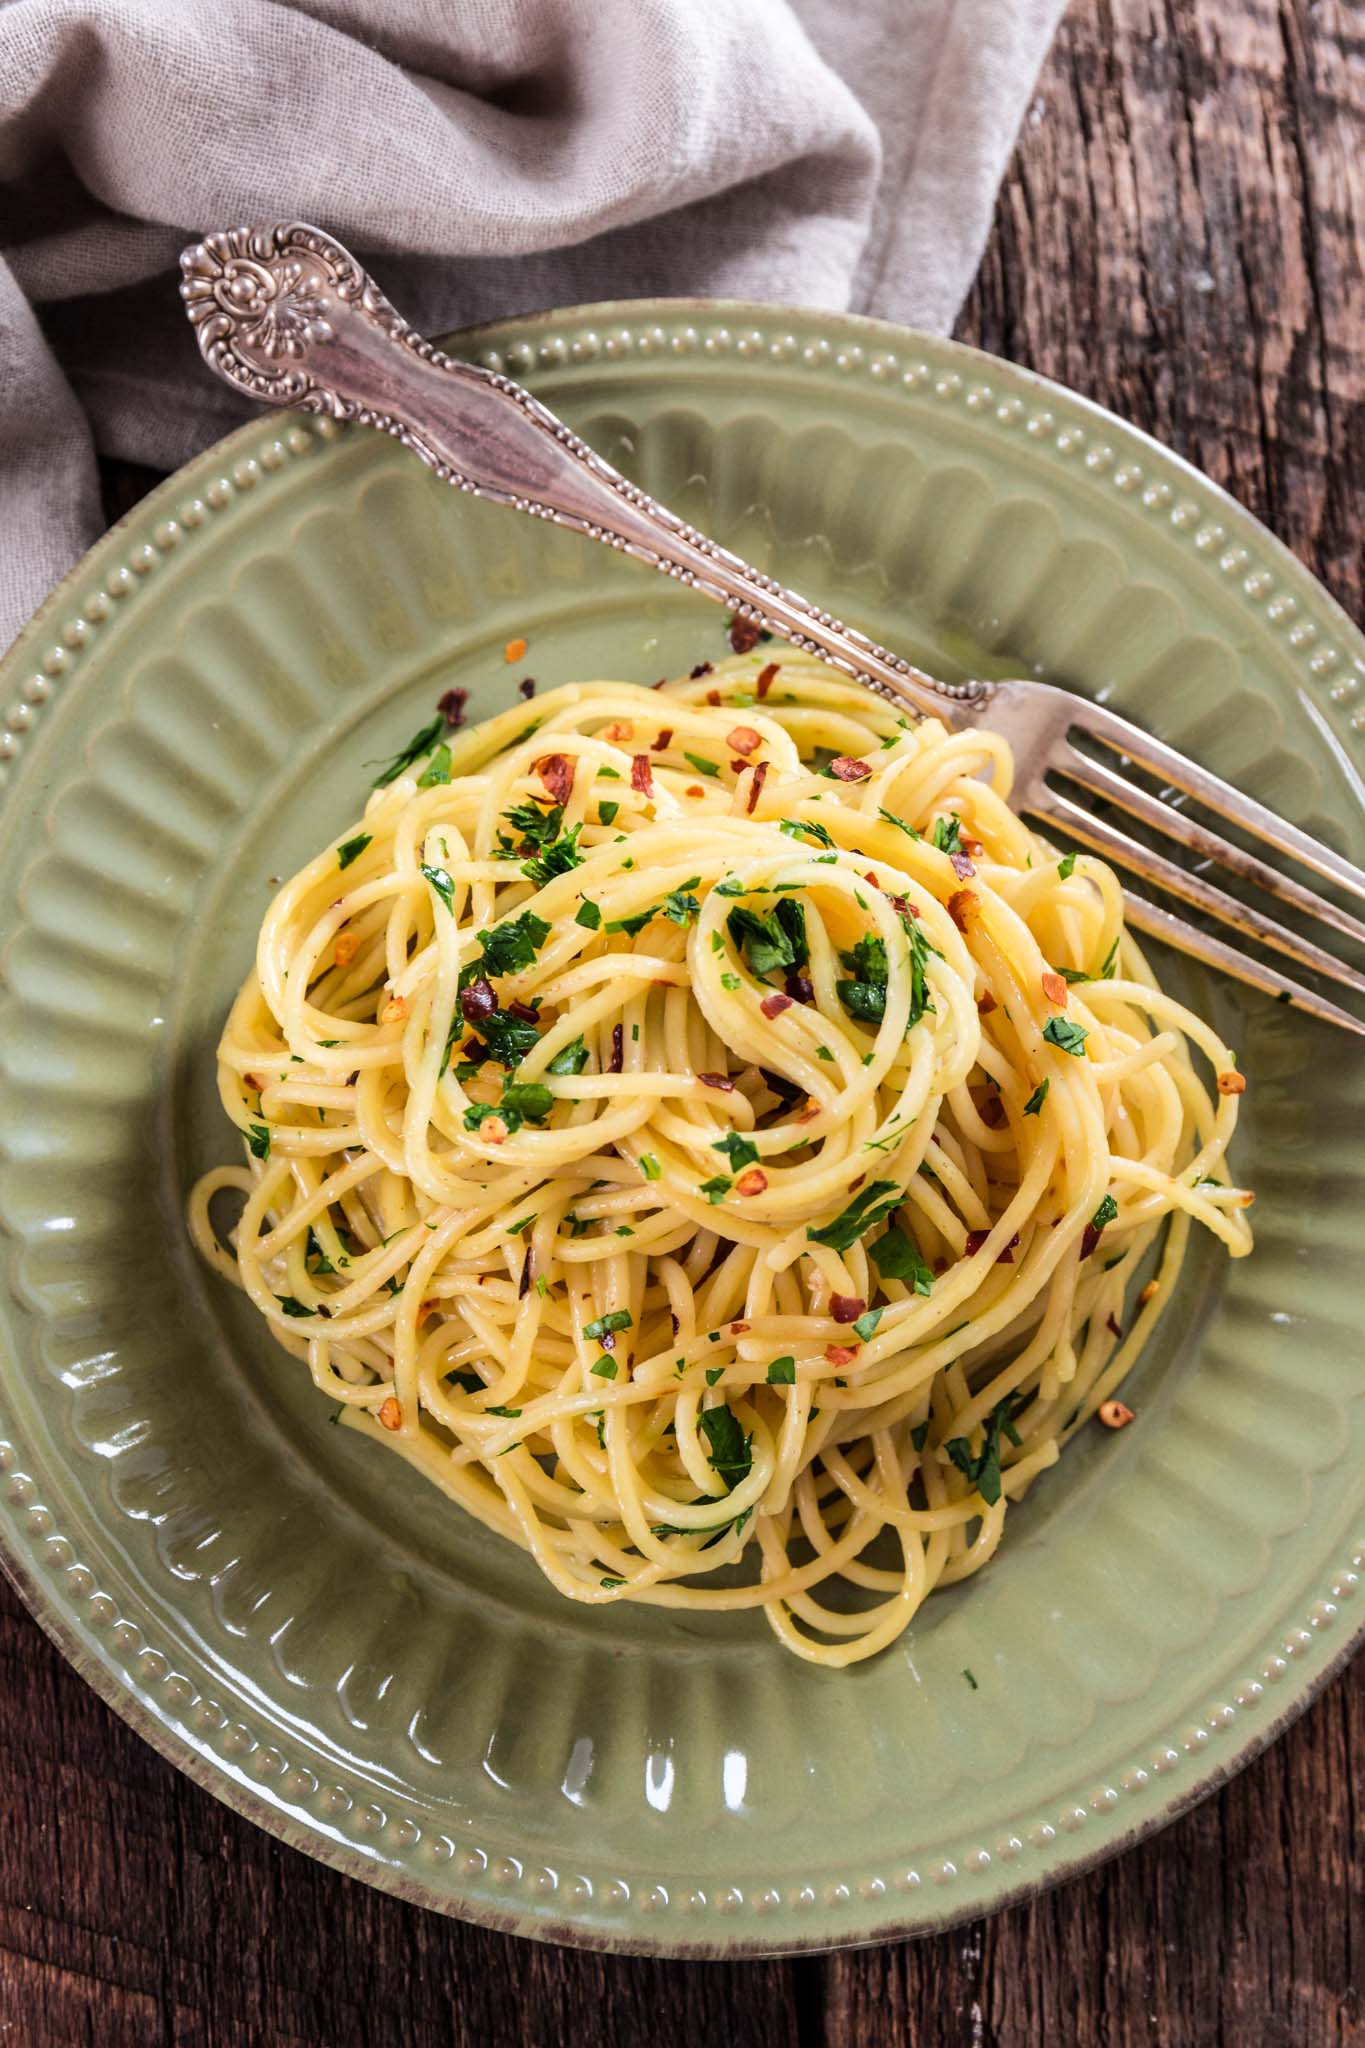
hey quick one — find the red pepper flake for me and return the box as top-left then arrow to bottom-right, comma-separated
518,676 -> 536,699
504,637 -> 528,664
864,872 -> 879,889
603,720 -> 634,743
786,971 -> 815,1005
608,1024 -> 624,1074
519,1249 -> 534,1298
1106,1312 -> 1123,1339
1098,1399 -> 1135,1430
705,688 -> 722,707
949,850 -> 977,880
690,661 -> 714,679
685,784 -> 706,799
729,1321 -> 750,1336
378,1396 -> 403,1431
964,1229 -> 1019,1262
796,1100 -> 821,1123
670,1311 -> 680,1336
652,728 -> 674,751
1080,1222 -> 1103,1259
437,687 -> 468,729
760,991 -> 793,1019
736,1168 -> 769,1197
963,835 -> 984,857
727,725 -> 762,757
830,1295 -> 867,1325
890,895 -> 917,921
1217,1070 -> 1246,1095
698,1071 -> 735,1092
948,888 -> 978,931
829,756 -> 872,782
536,753 -> 574,805
979,1095 -> 1005,1127
745,759 -> 770,814
507,999 -> 539,1025
729,614 -> 763,654
631,753 -> 654,796
729,759 -> 747,774
460,977 -> 497,1024
756,662 -> 778,699
1041,971 -> 1067,1006
825,1344 -> 857,1367
977,990 -> 997,1015
849,1174 -> 865,1192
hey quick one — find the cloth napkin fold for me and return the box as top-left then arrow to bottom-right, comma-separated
0,0 -> 1065,652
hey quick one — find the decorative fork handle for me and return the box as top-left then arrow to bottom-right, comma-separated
180,223 -> 985,722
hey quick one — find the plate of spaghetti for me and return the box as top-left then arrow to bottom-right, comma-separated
0,302 -> 1360,1952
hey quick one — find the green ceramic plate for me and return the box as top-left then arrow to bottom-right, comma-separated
0,302 -> 1361,1956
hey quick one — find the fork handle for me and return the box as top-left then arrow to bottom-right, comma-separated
180,222 -> 982,723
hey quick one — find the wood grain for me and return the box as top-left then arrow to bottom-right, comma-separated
2,1 -> 1361,2041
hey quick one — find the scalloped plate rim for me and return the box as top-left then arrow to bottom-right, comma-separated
0,296 -> 1360,1956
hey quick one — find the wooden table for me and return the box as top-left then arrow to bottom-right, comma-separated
2,2 -> 1361,2040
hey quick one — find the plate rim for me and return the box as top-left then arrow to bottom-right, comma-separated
0,295 -> 1360,1956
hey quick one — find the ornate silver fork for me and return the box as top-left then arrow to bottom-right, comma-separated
180,222 -> 1365,1036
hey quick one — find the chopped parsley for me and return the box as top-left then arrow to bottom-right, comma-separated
726,899 -> 807,978
598,800 -> 620,825
662,884 -> 702,927
590,1357 -> 618,1380
575,899 -> 602,930
1022,1078 -> 1050,1116
1100,935 -> 1120,979
522,822 -> 584,887
416,744 -> 452,788
779,817 -> 835,849
477,1010 -> 542,1068
807,1180 -> 902,1252
583,1310 -> 633,1344
699,1175 -> 732,1205
945,1396 -> 1021,1508
547,1035 -> 589,1075
500,1080 -> 554,1124
605,907 -> 656,937
275,1295 -> 316,1318
931,814 -> 963,856
246,1122 -> 271,1161
851,1307 -> 883,1342
872,1224 -> 933,1296
963,1668 -> 979,1692
1042,1016 -> 1089,1057
421,862 -> 455,914
878,807 -> 920,840
720,971 -> 742,991
1057,851 -> 1077,880
683,752 -> 721,778
497,799 -> 562,852
372,717 -> 443,787
713,1131 -> 760,1171
336,832 -> 372,870
766,1356 -> 796,1384
836,932 -> 889,1025
705,1365 -> 725,1386
640,1153 -> 662,1181
478,911 -> 551,976
698,1405 -> 753,1490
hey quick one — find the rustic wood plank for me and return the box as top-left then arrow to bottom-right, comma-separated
0,2 -> 1360,2042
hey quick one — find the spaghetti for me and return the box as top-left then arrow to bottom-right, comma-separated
189,652 -> 1251,1665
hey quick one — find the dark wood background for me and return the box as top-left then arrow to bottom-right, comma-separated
2,0 -> 1361,2040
